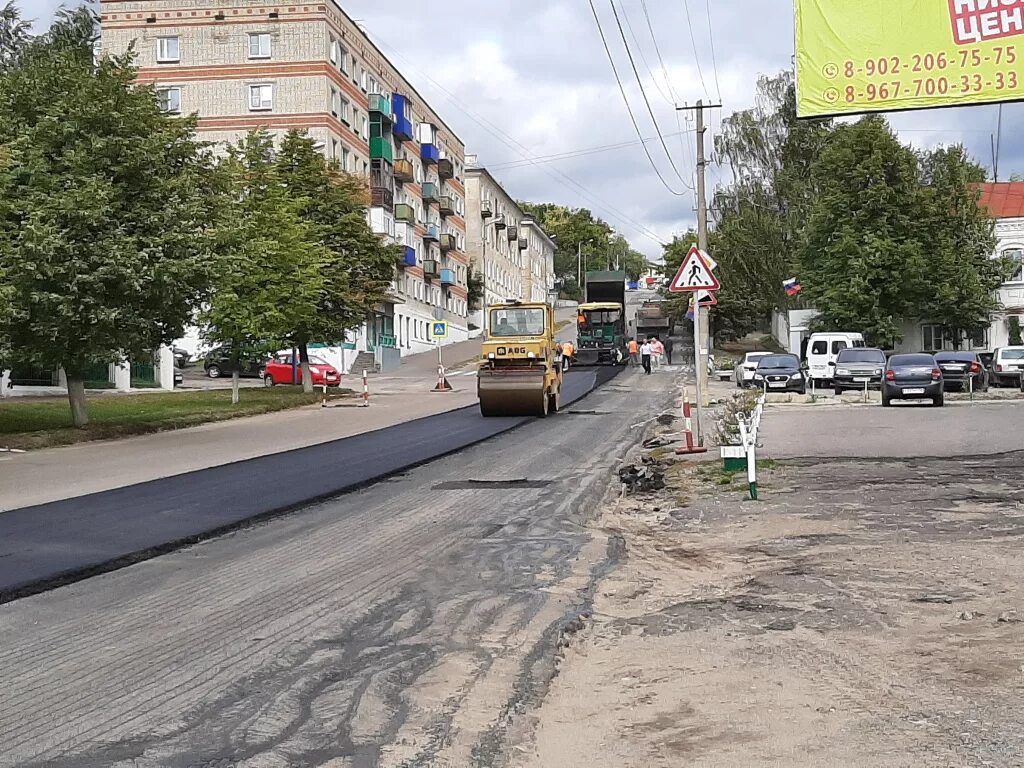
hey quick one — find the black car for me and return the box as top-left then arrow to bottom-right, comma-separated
831,347 -> 887,394
203,347 -> 265,379
934,351 -> 989,392
752,353 -> 807,394
882,353 -> 944,407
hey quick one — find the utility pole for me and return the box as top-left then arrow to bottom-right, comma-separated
677,99 -> 721,443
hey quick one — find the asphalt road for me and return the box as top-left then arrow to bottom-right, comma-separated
0,368 -> 614,602
0,364 -> 672,768
761,398 -> 1024,458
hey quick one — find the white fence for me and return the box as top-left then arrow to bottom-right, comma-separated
736,391 -> 766,500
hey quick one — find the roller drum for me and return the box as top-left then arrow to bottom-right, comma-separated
478,369 -> 549,417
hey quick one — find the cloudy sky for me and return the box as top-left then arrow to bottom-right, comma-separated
21,0 -> 1022,257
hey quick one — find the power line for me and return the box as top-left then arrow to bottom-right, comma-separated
619,0 -> 675,107
369,32 -> 668,247
681,0 -> 711,100
704,0 -> 723,101
488,129 -> 692,171
603,0 -> 694,192
640,0 -> 683,105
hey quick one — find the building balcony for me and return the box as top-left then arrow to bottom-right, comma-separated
423,223 -> 440,243
481,199 -> 493,218
370,137 -> 394,163
421,143 -> 440,164
371,187 -> 394,211
421,182 -> 439,203
369,207 -> 395,238
398,245 -> 416,268
440,268 -> 456,286
439,233 -> 457,252
423,259 -> 440,278
507,226 -> 519,242
438,196 -> 455,216
392,94 -> 414,142
494,215 -> 506,231
518,237 -> 528,250
394,159 -> 414,183
370,160 -> 393,191
394,203 -> 415,224
438,158 -> 454,180
368,93 -> 392,122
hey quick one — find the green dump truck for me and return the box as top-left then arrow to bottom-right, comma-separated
575,270 -> 628,366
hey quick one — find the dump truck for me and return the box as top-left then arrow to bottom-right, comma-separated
575,270 -> 628,366
634,299 -> 674,340
478,301 -> 563,417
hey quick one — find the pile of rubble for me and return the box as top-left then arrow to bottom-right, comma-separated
618,456 -> 666,493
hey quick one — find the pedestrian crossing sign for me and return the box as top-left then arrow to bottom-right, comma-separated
669,246 -> 720,293
431,321 -> 448,339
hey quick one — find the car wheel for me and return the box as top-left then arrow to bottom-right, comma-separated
206,364 -> 221,379
263,374 -> 275,387
833,386 -> 842,396
933,394 -> 944,407
798,386 -> 806,396
881,394 -> 891,407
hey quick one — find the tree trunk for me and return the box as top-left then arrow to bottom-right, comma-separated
66,376 -> 89,428
231,370 -> 240,405
298,342 -> 314,394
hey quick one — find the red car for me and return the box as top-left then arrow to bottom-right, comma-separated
263,353 -> 342,387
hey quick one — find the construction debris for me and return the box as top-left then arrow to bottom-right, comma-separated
618,457 -> 666,493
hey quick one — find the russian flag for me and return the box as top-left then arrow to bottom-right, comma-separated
783,277 -> 802,297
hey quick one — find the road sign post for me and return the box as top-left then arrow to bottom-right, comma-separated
669,245 -> 721,447
430,321 -> 452,392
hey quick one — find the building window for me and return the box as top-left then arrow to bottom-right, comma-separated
922,324 -> 945,352
339,45 -> 349,74
360,70 -> 368,92
329,37 -> 338,65
331,138 -> 339,160
248,84 -> 273,111
156,86 -> 181,114
340,96 -> 350,124
156,36 -> 180,63
361,115 -> 368,139
248,33 -> 271,59
1005,248 -> 1024,282
969,326 -> 988,349
341,146 -> 350,171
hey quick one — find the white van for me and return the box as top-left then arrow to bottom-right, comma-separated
805,332 -> 865,385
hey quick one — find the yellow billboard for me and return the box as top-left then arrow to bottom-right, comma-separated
795,0 -> 1024,117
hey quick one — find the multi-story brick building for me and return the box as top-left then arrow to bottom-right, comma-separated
465,165 -> 556,331
100,0 -> 470,370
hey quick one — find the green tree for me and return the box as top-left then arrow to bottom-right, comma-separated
0,6 -> 223,425
917,146 -> 1001,348
800,116 -> 928,347
274,130 -> 397,392
518,202 -> 616,297
1009,316 -> 1023,346
202,130 -> 328,403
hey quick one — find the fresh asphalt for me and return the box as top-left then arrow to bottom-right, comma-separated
0,367 -> 618,602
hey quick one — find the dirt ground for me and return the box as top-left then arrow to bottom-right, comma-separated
509,441 -> 1024,767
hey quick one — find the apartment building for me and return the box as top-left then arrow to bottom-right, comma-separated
465,165 -> 556,330
100,0 -> 470,370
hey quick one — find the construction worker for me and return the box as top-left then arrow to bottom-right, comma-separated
561,339 -> 574,371
664,336 -> 674,365
627,337 -> 639,367
577,309 -> 587,332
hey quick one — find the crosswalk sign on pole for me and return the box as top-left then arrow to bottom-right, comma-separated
431,320 -> 449,339
669,246 -> 721,293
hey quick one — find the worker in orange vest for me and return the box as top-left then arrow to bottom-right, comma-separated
561,340 -> 575,371
627,337 -> 639,367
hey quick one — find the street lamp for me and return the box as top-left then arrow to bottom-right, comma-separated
577,239 -> 594,300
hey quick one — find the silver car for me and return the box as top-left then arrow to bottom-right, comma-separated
734,351 -> 771,388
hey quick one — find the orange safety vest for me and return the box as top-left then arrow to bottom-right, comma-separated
562,342 -> 575,357
628,340 -> 639,354
577,314 -> 586,324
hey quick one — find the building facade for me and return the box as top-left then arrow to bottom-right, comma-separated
100,0 -> 470,371
465,166 -> 556,331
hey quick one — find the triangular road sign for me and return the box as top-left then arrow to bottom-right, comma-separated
669,246 -> 720,292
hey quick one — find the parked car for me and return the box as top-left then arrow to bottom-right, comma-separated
172,346 -> 192,368
173,367 -> 184,387
805,332 -> 866,385
989,346 -> 1024,387
882,353 -> 944,407
733,351 -> 772,388
831,347 -> 887,394
934,351 -> 989,392
263,352 -> 342,387
752,353 -> 807,394
203,347 -> 265,379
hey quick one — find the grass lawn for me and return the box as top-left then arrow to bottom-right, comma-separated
0,387 -> 353,450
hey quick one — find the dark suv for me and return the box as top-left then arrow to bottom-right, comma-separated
831,347 -> 887,394
203,347 -> 266,379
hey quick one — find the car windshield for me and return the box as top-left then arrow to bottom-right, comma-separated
1002,349 -> 1024,360
584,309 -> 622,324
890,354 -> 934,366
745,353 -> 770,363
757,355 -> 799,369
837,349 -> 885,363
934,352 -> 974,362
490,307 -> 546,337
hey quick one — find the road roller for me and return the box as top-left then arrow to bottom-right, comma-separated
478,301 -> 563,417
